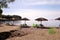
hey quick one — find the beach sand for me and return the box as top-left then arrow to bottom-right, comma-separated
0,25 -> 60,40
6,28 -> 60,40
0,25 -> 19,32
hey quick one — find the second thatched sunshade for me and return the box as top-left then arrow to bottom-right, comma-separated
55,17 -> 60,27
21,18 -> 29,25
55,17 -> 60,20
35,17 -> 48,24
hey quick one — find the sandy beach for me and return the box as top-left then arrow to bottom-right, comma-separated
1,26 -> 59,40
0,0 -> 60,40
0,25 -> 60,40
0,25 -> 19,32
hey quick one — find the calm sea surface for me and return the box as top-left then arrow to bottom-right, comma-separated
5,19 -> 60,27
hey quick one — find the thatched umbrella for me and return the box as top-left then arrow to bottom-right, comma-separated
21,18 -> 29,25
35,17 -> 48,25
55,17 -> 60,20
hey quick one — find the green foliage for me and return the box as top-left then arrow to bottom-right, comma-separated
21,24 -> 30,28
9,0 -> 15,2
1,15 -> 21,21
12,15 -> 21,20
0,9 -> 3,17
32,23 -> 39,28
0,0 -> 15,8
48,28 -> 56,34
0,0 -> 15,17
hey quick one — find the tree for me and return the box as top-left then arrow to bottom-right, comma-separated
2,15 -> 21,25
0,9 -> 3,17
0,0 -> 15,17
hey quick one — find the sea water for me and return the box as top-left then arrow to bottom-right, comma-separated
5,19 -> 60,27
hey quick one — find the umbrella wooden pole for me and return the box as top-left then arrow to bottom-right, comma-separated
25,20 -> 26,25
41,21 -> 42,24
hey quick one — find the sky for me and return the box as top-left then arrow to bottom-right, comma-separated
2,0 -> 60,27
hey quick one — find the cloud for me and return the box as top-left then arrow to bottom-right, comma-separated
3,0 -> 60,10
2,0 -> 60,26
21,0 -> 60,5
3,9 -> 60,19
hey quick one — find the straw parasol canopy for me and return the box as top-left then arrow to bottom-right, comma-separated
35,17 -> 48,24
55,17 -> 60,20
21,18 -> 29,24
